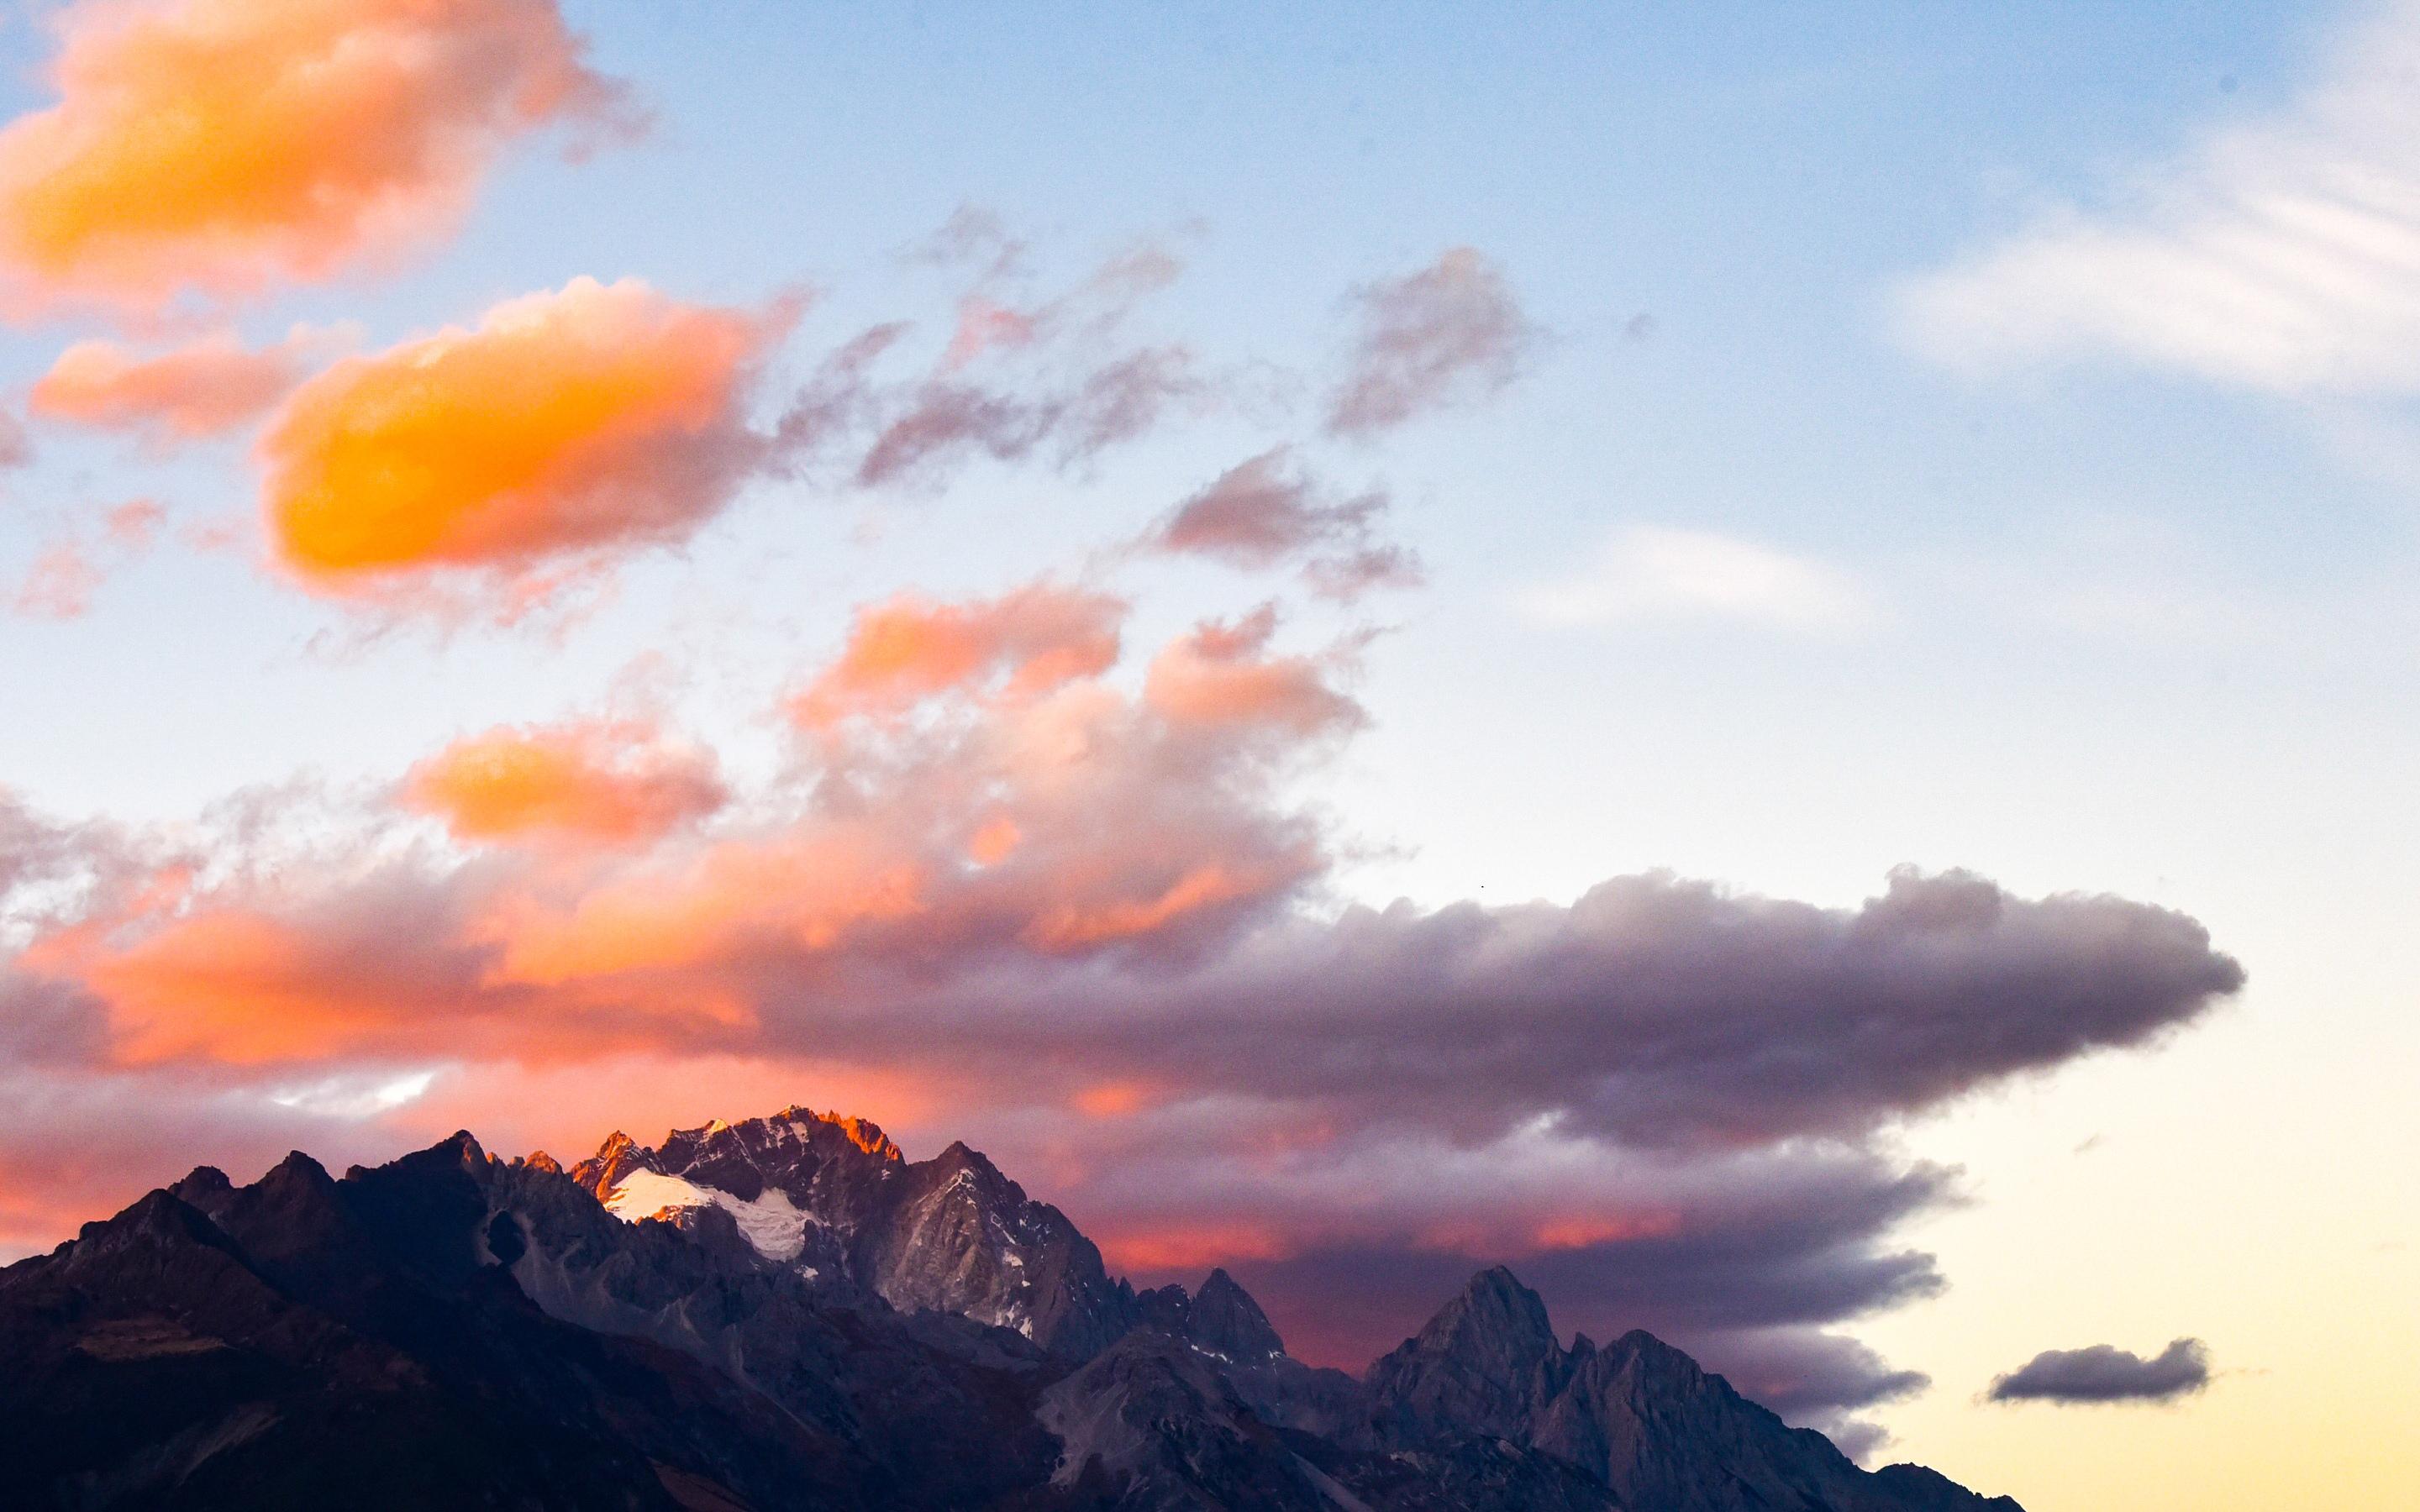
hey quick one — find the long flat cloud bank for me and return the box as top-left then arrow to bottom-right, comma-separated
815,867 -> 2245,1148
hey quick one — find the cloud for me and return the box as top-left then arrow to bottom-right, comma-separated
1147,448 -> 1423,601
1900,2 -> 2420,393
1327,247 -> 1535,437
944,296 -> 1038,370
774,238 -> 1208,492
0,0 -> 628,313
1142,606 -> 1366,739
403,719 -> 727,847
1988,1338 -> 2213,1404
258,276 -> 789,616
844,342 -> 1206,489
787,581 -> 1126,728
8,498 -> 166,618
9,540 -> 104,620
1518,525 -> 1876,632
1034,1117 -> 1949,1440
13,590 -> 1361,1067
0,1062 -> 399,1258
30,328 -> 331,444
907,203 -> 1029,281
0,585 -> 2243,1436
2,565 -> 2239,1133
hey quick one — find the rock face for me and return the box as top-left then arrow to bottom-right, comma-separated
0,1108 -> 2026,1511
1369,1268 -> 2025,1512
568,1108 -> 1143,1357
1037,1332 -> 1334,1510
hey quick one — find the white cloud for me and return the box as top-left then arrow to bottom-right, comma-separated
1518,525 -> 1876,632
266,1068 -> 437,1119
1899,2 -> 2420,394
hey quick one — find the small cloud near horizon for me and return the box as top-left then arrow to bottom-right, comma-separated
1517,524 -> 1877,633
1988,1338 -> 2213,1405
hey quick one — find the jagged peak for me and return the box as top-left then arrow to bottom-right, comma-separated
523,1150 -> 561,1174
255,1150 -> 338,1196
1187,1265 -> 1286,1361
72,1188 -> 232,1257
171,1165 -> 233,1200
1606,1326 -> 1691,1359
1369,1263 -> 1560,1390
934,1138 -> 995,1171
771,1103 -> 905,1161
638,1105 -> 909,1166
1442,1265 -> 1555,1340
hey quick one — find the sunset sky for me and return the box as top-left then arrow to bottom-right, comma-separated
1,3 -> 2414,1508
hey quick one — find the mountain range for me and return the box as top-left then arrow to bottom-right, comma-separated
0,1104 -> 2024,1511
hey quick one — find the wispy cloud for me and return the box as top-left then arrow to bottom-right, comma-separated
1517,525 -> 1876,632
1143,449 -> 1423,602
1900,3 -> 2420,394
1327,247 -> 1536,437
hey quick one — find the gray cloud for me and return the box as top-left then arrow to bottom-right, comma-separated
1988,1338 -> 2213,1404
1326,246 -> 1535,437
1146,447 -> 1423,601
809,867 -> 2245,1151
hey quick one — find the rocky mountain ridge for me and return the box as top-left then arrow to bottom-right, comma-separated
0,1107 -> 2025,1511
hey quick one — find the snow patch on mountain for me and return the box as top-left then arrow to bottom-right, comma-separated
602,1168 -> 810,1263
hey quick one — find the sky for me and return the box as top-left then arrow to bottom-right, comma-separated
0,2 -> 2412,1507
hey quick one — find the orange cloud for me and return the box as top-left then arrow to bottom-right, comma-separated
790,581 -> 1124,727
1144,606 -> 1365,737
476,832 -> 930,985
83,907 -> 450,1065
22,588 -> 1356,1070
1024,862 -> 1276,952
0,0 -> 624,312
31,330 -> 324,441
1096,1221 -> 1291,1273
967,816 -> 1022,866
259,277 -> 786,607
404,719 -> 727,847
1071,1079 -> 1162,1119
1531,1211 -> 1683,1251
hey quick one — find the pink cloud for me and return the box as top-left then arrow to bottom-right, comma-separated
31,329 -> 330,443
789,581 -> 1126,728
